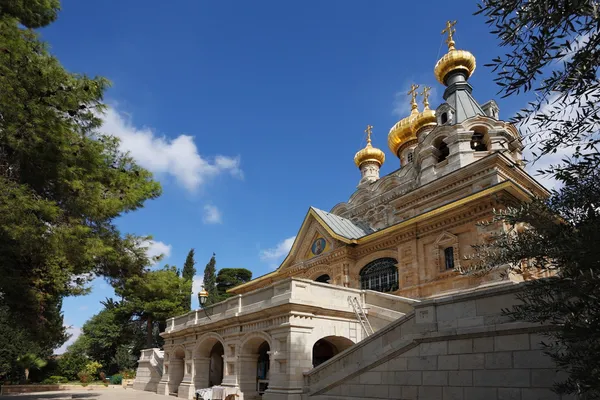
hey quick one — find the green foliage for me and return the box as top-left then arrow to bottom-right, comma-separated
203,254 -> 218,306
474,1 -> 600,398
16,353 -> 47,381
82,308 -> 127,371
469,172 -> 600,397
41,375 -> 68,384
181,248 -> 196,311
0,0 -> 61,28
476,0 -> 600,180
116,266 -> 190,346
0,0 -> 161,355
110,374 -> 123,385
111,346 -> 135,372
81,361 -> 102,380
216,268 -> 252,300
57,336 -> 90,381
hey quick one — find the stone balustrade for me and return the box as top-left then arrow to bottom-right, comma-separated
165,278 -> 418,335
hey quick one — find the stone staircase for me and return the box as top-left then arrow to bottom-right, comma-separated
303,283 -> 570,400
133,348 -> 164,392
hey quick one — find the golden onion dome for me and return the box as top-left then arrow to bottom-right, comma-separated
434,21 -> 476,85
354,125 -> 385,168
413,108 -> 437,134
388,112 -> 418,157
434,49 -> 476,85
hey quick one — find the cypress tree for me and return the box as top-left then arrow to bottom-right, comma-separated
181,249 -> 196,311
202,253 -> 218,306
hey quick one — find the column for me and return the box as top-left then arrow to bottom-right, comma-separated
178,348 -> 195,399
156,352 -> 171,395
193,357 -> 211,389
238,354 -> 259,398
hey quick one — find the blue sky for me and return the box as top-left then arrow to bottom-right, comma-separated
41,0 -> 549,353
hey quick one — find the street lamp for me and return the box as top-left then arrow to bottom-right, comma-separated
198,288 -> 209,307
198,287 -> 211,320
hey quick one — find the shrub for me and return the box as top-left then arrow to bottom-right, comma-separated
121,369 -> 136,379
82,361 -> 102,380
110,374 -> 123,385
77,371 -> 89,384
41,376 -> 68,384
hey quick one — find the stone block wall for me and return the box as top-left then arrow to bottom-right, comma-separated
133,359 -> 162,392
304,283 -> 574,400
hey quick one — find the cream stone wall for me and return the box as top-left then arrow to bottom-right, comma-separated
136,279 -> 417,399
303,283 -> 571,400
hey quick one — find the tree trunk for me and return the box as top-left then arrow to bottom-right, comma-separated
146,316 -> 153,347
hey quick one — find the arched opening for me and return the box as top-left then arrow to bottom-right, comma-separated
193,336 -> 225,390
434,137 -> 450,163
359,258 -> 399,293
441,112 -> 448,124
444,247 -> 455,270
209,342 -> 224,387
470,130 -> 488,151
239,336 -> 271,398
315,274 -> 330,284
312,336 -> 354,368
168,347 -> 185,395
257,342 -> 270,395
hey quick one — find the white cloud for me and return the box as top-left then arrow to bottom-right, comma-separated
99,106 -> 243,192
203,204 -> 222,224
54,325 -> 82,355
260,236 -> 296,268
518,91 -> 600,191
393,84 -> 439,118
141,239 -> 172,264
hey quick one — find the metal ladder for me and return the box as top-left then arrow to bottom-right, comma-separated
348,296 -> 374,337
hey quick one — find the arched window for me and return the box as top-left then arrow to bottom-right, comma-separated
436,141 -> 450,162
470,132 -> 488,151
359,258 -> 399,292
407,151 -> 414,163
315,274 -> 330,284
441,112 -> 448,124
444,247 -> 455,270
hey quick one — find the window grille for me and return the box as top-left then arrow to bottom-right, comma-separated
407,151 -> 414,163
444,247 -> 455,270
359,258 -> 399,292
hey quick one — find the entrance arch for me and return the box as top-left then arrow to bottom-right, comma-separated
194,334 -> 225,389
168,346 -> 185,394
239,333 -> 272,398
312,336 -> 354,368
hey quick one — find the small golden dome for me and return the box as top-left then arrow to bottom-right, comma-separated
434,49 -> 476,85
434,21 -> 476,85
388,112 -> 418,157
413,108 -> 437,134
354,125 -> 385,167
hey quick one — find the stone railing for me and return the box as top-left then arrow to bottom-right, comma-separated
302,281 -> 560,399
139,348 -> 163,377
165,278 -> 418,335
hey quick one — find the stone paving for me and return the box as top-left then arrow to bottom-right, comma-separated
0,387 -> 168,399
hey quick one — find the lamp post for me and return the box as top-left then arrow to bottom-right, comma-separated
198,287 -> 211,320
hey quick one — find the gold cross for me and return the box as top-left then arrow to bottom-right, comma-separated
420,86 -> 431,109
364,125 -> 373,144
441,20 -> 457,50
408,84 -> 420,111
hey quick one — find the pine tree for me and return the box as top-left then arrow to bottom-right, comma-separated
202,253 -> 218,306
181,249 -> 196,311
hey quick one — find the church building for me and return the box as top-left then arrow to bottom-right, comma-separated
134,21 -> 549,400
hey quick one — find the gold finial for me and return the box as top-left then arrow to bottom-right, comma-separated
364,125 -> 373,145
408,84 -> 420,112
421,86 -> 431,109
442,20 -> 457,51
